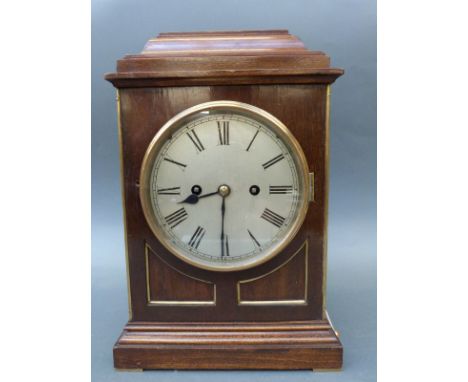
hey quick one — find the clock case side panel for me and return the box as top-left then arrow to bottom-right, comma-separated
116,84 -> 330,323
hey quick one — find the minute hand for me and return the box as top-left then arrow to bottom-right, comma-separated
221,195 -> 226,257
178,190 -> 219,204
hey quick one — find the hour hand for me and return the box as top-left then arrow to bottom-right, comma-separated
178,193 -> 199,204
178,190 -> 218,204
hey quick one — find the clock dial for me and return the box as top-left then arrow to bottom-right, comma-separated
140,101 -> 309,271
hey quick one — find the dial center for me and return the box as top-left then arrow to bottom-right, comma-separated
218,184 -> 231,197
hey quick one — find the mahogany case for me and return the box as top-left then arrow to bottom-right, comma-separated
105,30 -> 344,370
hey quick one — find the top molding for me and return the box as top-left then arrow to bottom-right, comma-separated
105,30 -> 344,87
141,30 -> 315,56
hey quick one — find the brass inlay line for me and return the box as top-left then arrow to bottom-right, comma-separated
325,309 -> 340,338
116,89 -> 133,320
237,241 -> 308,306
322,85 -> 331,317
145,244 -> 216,306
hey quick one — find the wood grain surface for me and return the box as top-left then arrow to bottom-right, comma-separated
114,320 -> 342,370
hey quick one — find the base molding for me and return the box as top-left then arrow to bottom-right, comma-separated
113,319 -> 343,370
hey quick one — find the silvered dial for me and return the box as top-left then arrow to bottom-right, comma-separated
140,101 -> 309,271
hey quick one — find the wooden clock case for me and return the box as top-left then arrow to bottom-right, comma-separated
105,30 -> 344,370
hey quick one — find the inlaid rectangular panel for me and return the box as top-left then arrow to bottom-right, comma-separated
237,241 -> 308,305
145,244 -> 216,305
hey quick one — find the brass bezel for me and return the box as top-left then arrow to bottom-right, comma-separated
139,101 -> 310,272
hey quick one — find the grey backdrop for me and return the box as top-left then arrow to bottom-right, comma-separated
92,0 -> 376,381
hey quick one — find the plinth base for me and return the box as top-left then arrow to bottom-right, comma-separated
113,319 -> 342,370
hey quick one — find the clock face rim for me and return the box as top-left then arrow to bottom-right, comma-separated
139,100 -> 310,272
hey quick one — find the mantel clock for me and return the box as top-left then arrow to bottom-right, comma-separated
105,30 -> 344,370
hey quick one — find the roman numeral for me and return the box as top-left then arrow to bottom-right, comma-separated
246,129 -> 259,151
261,208 -> 286,228
163,157 -> 187,169
164,207 -> 188,228
157,186 -> 181,195
269,185 -> 293,194
186,129 -> 205,152
188,226 -> 205,249
247,229 -> 261,248
217,121 -> 230,145
262,153 -> 285,169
